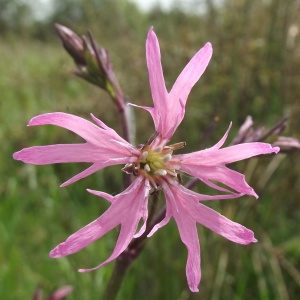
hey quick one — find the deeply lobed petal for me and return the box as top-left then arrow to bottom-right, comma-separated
13,112 -> 138,186
162,181 -> 256,242
13,143 -> 118,165
145,28 -> 168,135
50,177 -> 150,272
169,42 -> 213,105
142,28 -> 213,142
179,164 -> 258,197
161,182 -> 201,292
174,126 -> 280,197
161,180 -> 256,292
180,142 -> 280,166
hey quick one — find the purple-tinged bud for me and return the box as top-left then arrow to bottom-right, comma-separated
273,136 -> 300,152
55,24 -> 125,111
33,285 -> 73,300
231,115 -> 289,145
232,115 -> 253,144
55,24 -> 85,67
47,286 -> 73,300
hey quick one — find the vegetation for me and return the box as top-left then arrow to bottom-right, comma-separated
1,0 -> 300,299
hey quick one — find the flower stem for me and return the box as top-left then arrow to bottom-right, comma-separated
102,254 -> 132,300
102,191 -> 163,299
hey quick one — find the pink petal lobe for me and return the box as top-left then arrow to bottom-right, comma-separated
181,142 -> 280,166
175,213 -> 201,293
87,189 -> 114,203
50,177 -> 150,271
13,112 -> 137,185
192,203 -> 257,244
161,180 -> 256,292
147,210 -> 171,237
178,163 -> 258,197
210,122 -> 232,150
28,112 -> 108,145
170,42 -> 213,110
162,181 -> 201,292
13,143 -> 106,165
59,160 -> 131,187
158,42 -> 213,139
146,28 -> 168,134
164,181 -> 257,245
79,217 -> 140,272
145,29 -> 213,141
176,131 -> 279,197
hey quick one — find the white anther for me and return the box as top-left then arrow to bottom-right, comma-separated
144,164 -> 151,172
154,169 -> 167,176
162,154 -> 172,163
141,151 -> 148,160
153,146 -> 162,152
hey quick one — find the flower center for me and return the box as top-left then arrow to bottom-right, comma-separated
122,134 -> 186,187
139,146 -> 173,177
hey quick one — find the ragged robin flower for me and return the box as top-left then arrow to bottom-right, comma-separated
13,28 -> 279,292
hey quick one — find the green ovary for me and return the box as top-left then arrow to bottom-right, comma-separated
139,149 -> 169,175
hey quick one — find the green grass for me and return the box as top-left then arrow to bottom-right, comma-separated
1,2 -> 300,298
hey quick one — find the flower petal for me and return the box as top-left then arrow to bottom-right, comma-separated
79,217 -> 141,272
147,210 -> 171,238
210,122 -> 232,150
190,202 -> 257,244
169,41 -> 212,115
180,143 -> 280,166
175,132 -> 279,197
145,29 -> 213,141
158,42 -> 213,140
50,177 -> 150,272
28,112 -> 105,145
175,216 -> 201,292
28,112 -> 131,147
60,161 -> 130,187
87,189 -> 115,203
178,164 -> 258,197
162,181 -> 256,291
164,181 -> 257,244
13,112 -> 138,186
146,28 -> 168,134
13,143 -> 108,165
162,181 -> 201,292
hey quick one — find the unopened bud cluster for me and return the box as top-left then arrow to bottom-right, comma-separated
55,24 -> 124,110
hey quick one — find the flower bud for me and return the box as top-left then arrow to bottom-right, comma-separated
55,24 -> 85,66
55,24 -> 125,110
273,136 -> 300,152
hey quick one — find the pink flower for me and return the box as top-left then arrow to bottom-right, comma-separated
13,28 -> 279,292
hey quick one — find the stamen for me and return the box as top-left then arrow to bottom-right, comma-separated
169,142 -> 186,150
162,154 -> 172,163
141,151 -> 148,160
122,163 -> 133,174
144,164 -> 151,172
153,146 -> 162,153
155,169 -> 167,176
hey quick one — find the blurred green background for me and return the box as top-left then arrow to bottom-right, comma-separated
1,0 -> 300,299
